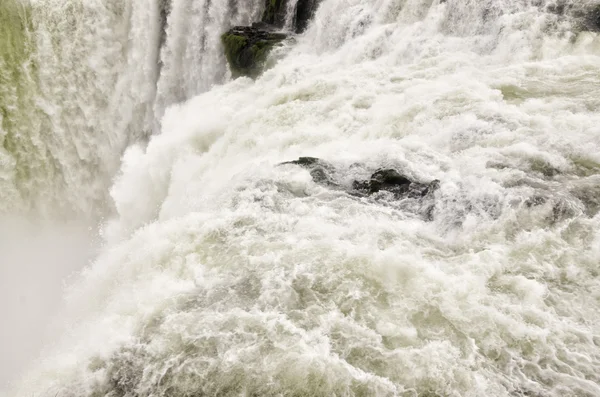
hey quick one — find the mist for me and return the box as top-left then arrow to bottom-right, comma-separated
0,218 -> 98,394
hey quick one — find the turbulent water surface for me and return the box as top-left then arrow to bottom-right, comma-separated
1,0 -> 600,396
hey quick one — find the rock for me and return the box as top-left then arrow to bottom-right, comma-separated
159,0 -> 171,50
352,169 -> 439,216
368,169 -> 412,194
221,26 -> 287,78
295,0 -> 320,33
282,158 -> 440,220
353,169 -> 440,221
221,0 -> 321,77
281,157 -> 336,186
352,168 -> 437,198
261,0 -> 320,33
282,156 -> 321,167
251,21 -> 274,31
282,160 -> 441,200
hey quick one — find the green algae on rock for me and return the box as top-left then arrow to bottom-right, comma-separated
221,26 -> 287,78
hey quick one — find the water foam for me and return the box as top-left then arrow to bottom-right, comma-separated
7,0 -> 600,396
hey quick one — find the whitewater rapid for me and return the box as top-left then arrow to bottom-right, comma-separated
3,0 -> 600,396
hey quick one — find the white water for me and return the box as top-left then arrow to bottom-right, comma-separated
153,0 -> 264,127
3,0 -> 600,396
284,0 -> 301,31
0,0 -> 262,218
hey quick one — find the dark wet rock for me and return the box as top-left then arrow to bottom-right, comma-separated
221,26 -> 287,78
282,156 -> 322,167
281,157 -> 443,220
309,168 -> 331,184
352,168 -> 440,200
261,0 -> 320,33
221,0 -> 321,77
251,21 -> 275,31
282,158 -> 440,219
158,0 -> 170,50
367,169 -> 411,194
421,179 -> 441,198
295,0 -> 320,33
280,157 -> 337,186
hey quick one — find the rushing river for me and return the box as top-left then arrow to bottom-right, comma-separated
1,0 -> 600,396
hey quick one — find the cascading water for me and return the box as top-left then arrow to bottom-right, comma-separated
1,0 -> 157,217
0,0 -> 263,218
284,0 -> 301,31
3,0 -> 600,396
153,0 -> 264,124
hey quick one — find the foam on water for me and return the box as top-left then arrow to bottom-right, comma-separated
5,0 -> 600,396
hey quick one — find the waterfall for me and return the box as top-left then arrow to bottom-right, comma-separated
152,0 -> 264,127
284,0 -> 301,31
0,0 -> 265,219
3,0 -> 600,396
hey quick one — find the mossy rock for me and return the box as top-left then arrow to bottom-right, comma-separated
221,26 -> 287,78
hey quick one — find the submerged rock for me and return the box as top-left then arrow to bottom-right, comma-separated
352,169 -> 439,200
282,158 -> 440,220
282,156 -> 321,167
281,157 -> 337,186
355,169 -> 411,195
221,26 -> 287,78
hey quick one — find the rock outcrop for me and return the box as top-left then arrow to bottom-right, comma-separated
281,157 -> 337,186
262,0 -> 320,33
222,0 -> 321,78
352,169 -> 440,200
281,157 -> 440,220
221,26 -> 287,78
295,0 -> 320,33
